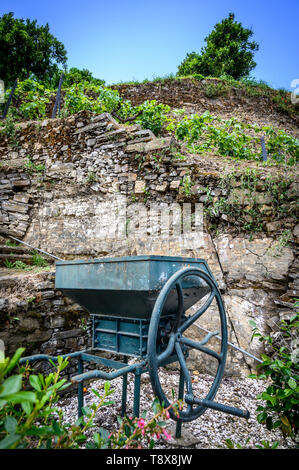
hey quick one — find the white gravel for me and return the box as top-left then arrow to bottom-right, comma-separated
56,368 -> 297,450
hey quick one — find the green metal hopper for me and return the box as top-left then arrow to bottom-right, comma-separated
55,255 -> 213,319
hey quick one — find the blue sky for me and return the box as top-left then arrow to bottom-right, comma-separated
0,0 -> 298,90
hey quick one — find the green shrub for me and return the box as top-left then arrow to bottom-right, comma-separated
0,116 -> 19,148
32,253 -> 48,267
0,348 -> 180,449
63,82 -> 121,116
249,307 -> 299,437
136,100 -> 170,136
12,79 -> 54,120
24,157 -> 45,174
172,111 -> 299,165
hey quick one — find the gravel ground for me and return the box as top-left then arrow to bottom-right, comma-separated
56,368 -> 298,450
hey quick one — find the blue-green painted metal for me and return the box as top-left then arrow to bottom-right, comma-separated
147,266 -> 228,423
55,255 -> 212,319
92,315 -> 150,357
91,314 -> 176,358
21,255 -> 249,438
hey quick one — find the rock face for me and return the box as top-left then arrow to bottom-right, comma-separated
0,270 -> 90,376
0,111 -> 298,378
215,235 -> 294,284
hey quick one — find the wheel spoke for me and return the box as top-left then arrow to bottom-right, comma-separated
180,336 -> 222,362
157,333 -> 176,365
172,281 -> 184,332
178,289 -> 216,335
175,342 -> 193,396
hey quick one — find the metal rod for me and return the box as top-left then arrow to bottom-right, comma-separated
20,350 -> 85,364
175,370 -> 184,438
52,73 -> 64,118
133,369 -> 141,418
185,396 -> 250,419
5,235 -> 64,261
195,325 -> 263,363
121,356 -> 128,417
77,357 -> 84,419
1,79 -> 18,119
71,361 -> 145,384
260,136 -> 267,162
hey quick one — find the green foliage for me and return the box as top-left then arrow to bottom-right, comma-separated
90,398 -> 181,449
3,259 -> 28,270
0,12 -> 67,86
177,52 -> 203,77
25,156 -> 46,174
249,308 -> 299,437
12,261 -> 28,270
0,349 -> 178,449
0,349 -> 70,449
271,90 -> 292,114
181,174 -> 193,197
264,127 -> 299,166
0,116 -> 19,148
136,100 -> 170,136
3,259 -> 15,268
204,169 -> 297,233
177,13 -> 259,79
1,78 -> 171,137
172,112 -> 299,165
225,438 -> 279,449
86,171 -> 97,185
31,253 -> 48,267
55,67 -> 105,89
203,81 -> 229,98
62,82 -> 121,116
5,240 -> 20,248
174,110 -> 213,142
13,79 -> 53,120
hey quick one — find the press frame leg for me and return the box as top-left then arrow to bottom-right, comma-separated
77,356 -> 84,420
175,369 -> 184,438
121,356 -> 128,416
133,369 -> 141,418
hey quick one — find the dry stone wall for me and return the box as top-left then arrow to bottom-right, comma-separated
112,78 -> 299,134
0,110 -> 298,377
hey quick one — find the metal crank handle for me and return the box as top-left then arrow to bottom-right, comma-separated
185,395 -> 250,419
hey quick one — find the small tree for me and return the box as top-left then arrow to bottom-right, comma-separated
0,12 -> 67,86
48,67 -> 105,89
177,13 -> 259,80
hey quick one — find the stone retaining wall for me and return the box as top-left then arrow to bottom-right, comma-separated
0,110 -> 298,377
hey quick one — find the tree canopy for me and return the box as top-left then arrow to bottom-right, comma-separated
0,12 -> 67,87
177,13 -> 259,80
50,67 -> 105,89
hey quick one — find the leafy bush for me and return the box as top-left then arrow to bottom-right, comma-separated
136,100 -> 170,136
249,308 -> 299,437
0,348 -> 180,449
32,253 -> 48,267
62,82 -> 121,116
12,79 -> 54,120
0,116 -> 19,148
263,127 -> 299,165
174,111 -> 213,142
172,111 -> 299,165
